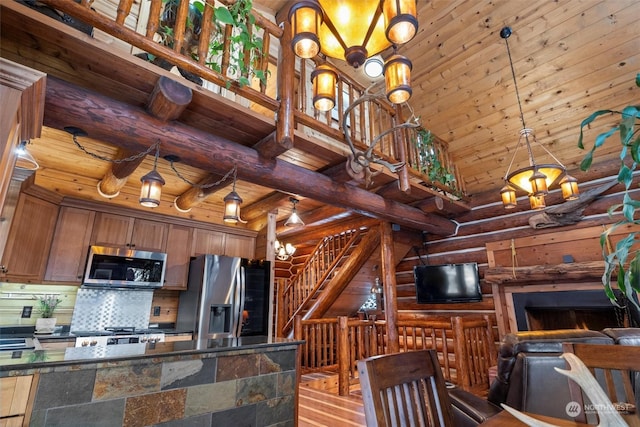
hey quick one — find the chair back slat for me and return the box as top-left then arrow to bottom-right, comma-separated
358,349 -> 454,427
562,342 -> 640,424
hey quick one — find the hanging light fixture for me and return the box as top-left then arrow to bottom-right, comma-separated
384,52 -> 412,104
15,140 -> 39,171
274,239 -> 296,261
289,0 -> 418,106
499,26 -> 579,210
139,144 -> 165,208
223,166 -> 246,224
284,197 -> 305,227
311,64 -> 337,111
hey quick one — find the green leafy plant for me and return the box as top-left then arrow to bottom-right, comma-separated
35,294 -> 62,318
414,128 -> 457,188
578,73 -> 640,308
158,0 -> 266,88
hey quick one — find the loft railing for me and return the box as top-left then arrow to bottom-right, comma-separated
38,0 -> 464,197
279,229 -> 363,336
294,315 -> 496,396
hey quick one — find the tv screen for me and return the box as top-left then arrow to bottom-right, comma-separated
414,263 -> 481,304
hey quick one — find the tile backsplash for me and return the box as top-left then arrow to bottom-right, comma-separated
0,283 -> 78,326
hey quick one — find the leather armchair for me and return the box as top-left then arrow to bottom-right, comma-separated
487,329 -> 617,420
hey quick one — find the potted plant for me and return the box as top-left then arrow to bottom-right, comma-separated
578,73 -> 640,309
34,294 -> 62,333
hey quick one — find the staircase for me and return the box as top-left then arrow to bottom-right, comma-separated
280,228 -> 377,336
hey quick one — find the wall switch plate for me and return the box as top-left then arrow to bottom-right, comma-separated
153,306 -> 161,316
21,306 -> 33,318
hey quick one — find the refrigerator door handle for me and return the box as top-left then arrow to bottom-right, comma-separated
233,265 -> 246,337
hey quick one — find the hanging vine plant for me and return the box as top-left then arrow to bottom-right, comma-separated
414,128 -> 457,188
153,0 -> 267,88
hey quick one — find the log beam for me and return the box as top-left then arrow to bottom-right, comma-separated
174,172 -> 229,212
43,77 -> 457,235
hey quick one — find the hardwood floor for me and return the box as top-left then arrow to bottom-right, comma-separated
298,374 -> 366,427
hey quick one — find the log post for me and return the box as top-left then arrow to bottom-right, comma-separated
337,316 -> 350,396
380,221 -> 399,354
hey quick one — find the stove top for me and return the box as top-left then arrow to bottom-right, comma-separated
72,327 -> 165,337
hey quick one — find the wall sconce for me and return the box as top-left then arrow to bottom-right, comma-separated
274,239 -> 296,261
370,277 -> 383,295
139,144 -> 165,208
223,166 -> 246,224
15,140 -> 39,171
284,197 -> 305,227
363,55 -> 384,79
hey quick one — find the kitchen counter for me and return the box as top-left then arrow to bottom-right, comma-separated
1,336 -> 303,427
0,335 -> 297,371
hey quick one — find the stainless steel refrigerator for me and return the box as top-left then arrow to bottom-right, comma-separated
176,255 -> 271,339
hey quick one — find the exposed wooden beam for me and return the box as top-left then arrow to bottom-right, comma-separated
174,173 -> 229,212
43,77 -> 457,235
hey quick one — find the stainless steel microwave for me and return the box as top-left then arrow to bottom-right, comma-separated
82,246 -> 167,289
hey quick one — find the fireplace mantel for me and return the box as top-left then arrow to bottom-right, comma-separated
484,260 -> 608,286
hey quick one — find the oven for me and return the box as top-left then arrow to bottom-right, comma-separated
72,327 -> 165,347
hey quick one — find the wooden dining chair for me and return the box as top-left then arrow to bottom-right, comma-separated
562,342 -> 640,425
357,349 -> 455,427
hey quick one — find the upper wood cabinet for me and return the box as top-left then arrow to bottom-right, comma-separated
0,193 -> 58,283
191,228 -> 225,257
44,206 -> 95,283
91,212 -> 167,252
163,224 -> 192,290
225,234 -> 255,259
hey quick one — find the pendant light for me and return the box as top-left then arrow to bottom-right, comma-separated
223,166 -> 245,224
274,239 -> 296,261
311,64 -> 337,111
139,144 -> 165,208
499,26 -> 579,209
284,197 -> 305,227
383,53 -> 412,104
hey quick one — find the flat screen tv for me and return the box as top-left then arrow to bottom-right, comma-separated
414,263 -> 482,304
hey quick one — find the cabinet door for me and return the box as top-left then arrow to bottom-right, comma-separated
129,218 -> 167,252
163,224 -> 192,290
91,212 -> 134,247
0,375 -> 32,418
44,207 -> 95,283
0,194 -> 58,282
225,234 -> 255,258
191,228 -> 225,256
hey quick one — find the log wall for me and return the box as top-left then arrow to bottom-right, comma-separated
394,171 -> 636,341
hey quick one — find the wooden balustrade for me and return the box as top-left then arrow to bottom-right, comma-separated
295,315 -> 496,396
281,229 -> 363,335
40,0 -> 463,197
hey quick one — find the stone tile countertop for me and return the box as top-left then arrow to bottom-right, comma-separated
0,336 -> 302,373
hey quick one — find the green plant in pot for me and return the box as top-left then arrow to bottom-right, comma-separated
34,294 -> 62,333
578,73 -> 640,309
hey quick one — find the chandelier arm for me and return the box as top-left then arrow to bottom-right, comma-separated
527,133 -> 568,168
360,2 -> 384,49
342,93 -> 384,160
365,121 -> 420,158
503,132 -> 526,181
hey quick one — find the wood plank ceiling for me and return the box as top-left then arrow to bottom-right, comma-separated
2,0 -> 639,247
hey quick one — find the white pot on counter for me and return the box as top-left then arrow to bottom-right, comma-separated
36,317 -> 57,334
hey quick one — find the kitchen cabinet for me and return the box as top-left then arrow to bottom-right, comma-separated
163,224 -> 192,290
0,375 -> 33,425
91,212 -> 167,252
44,207 -> 95,283
0,193 -> 58,283
225,233 -> 255,258
191,228 -> 225,256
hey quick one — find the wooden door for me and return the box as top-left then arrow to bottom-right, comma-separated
191,228 -> 225,256
91,212 -> 134,247
225,234 -> 255,258
44,207 -> 95,283
163,224 -> 192,290
129,218 -> 167,252
0,194 -> 58,282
